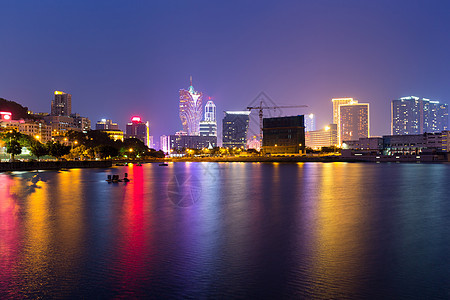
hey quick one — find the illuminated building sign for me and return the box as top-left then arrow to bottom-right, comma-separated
0,112 -> 12,120
131,116 -> 141,123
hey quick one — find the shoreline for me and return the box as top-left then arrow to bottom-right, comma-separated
2,155 -> 449,172
0,160 -> 112,172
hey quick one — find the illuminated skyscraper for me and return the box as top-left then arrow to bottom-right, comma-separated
305,113 -> 315,131
51,91 -> 72,116
126,116 -> 150,147
332,98 -> 357,124
200,100 -> 217,136
222,111 -> 250,148
179,76 -> 203,135
339,103 -> 369,143
204,100 -> 216,122
391,96 -> 448,135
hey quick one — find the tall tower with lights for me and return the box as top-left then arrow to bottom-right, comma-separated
51,91 -> 72,116
179,76 -> 203,135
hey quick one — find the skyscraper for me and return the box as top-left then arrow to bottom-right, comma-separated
222,111 -> 250,148
199,100 -> 217,137
126,116 -> 150,147
51,91 -> 72,116
391,96 -> 448,135
332,98 -> 357,124
204,100 -> 216,122
304,113 -> 315,132
339,103 -> 369,143
179,76 -> 203,135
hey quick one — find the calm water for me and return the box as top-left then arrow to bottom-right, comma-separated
1,162 -> 450,299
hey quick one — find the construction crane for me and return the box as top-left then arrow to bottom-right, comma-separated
247,101 -> 308,144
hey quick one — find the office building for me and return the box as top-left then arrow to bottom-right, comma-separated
305,113 -> 315,132
179,76 -> 203,135
96,119 -> 119,130
305,124 -> 338,149
169,135 -> 217,151
222,111 -> 250,148
391,96 -> 448,135
262,115 -> 305,155
51,91 -> 72,116
126,116 -> 150,147
342,132 -> 450,154
339,103 -> 369,144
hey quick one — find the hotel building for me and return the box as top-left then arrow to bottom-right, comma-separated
391,96 -> 448,135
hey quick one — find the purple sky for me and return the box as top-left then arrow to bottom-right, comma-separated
2,0 -> 450,142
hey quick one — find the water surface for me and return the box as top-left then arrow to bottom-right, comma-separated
1,162 -> 449,298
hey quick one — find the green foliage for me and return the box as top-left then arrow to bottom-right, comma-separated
6,140 -> 22,160
95,145 -> 119,159
29,141 -> 49,159
46,141 -> 71,158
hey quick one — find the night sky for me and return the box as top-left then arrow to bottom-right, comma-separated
2,0 -> 450,142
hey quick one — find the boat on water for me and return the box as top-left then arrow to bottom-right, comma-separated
159,163 -> 168,166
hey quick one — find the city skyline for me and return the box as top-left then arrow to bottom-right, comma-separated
3,1 -> 450,139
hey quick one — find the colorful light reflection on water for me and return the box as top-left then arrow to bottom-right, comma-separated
0,163 -> 450,298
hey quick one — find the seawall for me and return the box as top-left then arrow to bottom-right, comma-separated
0,160 -> 112,172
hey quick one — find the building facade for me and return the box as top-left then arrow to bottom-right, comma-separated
51,91 -> 72,116
305,124 -> 338,149
169,135 -> 217,151
96,119 -> 119,130
262,115 -> 305,155
391,96 -> 448,135
126,116 -> 150,147
222,111 -> 250,148
343,132 -> 450,154
304,113 -> 315,132
179,77 -> 203,136
339,103 -> 369,144
71,113 -> 91,133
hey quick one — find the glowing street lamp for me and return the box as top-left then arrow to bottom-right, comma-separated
35,135 -> 40,140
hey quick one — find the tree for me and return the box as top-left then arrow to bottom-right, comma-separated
29,141 -> 49,160
1,129 -> 24,161
47,141 -> 71,159
6,140 -> 22,161
95,145 -> 119,159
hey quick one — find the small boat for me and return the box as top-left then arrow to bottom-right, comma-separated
123,172 -> 130,182
159,163 -> 168,166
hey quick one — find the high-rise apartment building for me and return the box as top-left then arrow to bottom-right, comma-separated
391,96 -> 448,135
179,77 -> 203,135
305,113 -> 315,132
339,103 -> 369,143
126,116 -> 150,147
222,111 -> 250,148
51,91 -> 72,116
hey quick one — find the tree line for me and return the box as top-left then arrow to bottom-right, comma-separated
0,129 -> 165,161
